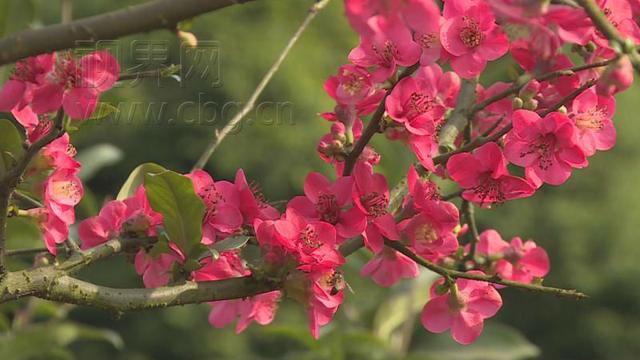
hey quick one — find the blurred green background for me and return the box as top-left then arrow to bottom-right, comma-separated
1,0 -> 639,359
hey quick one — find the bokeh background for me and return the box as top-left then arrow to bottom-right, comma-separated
1,0 -> 639,359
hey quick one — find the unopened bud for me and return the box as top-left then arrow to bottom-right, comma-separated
512,97 -> 524,110
523,98 -> 538,110
557,105 -> 568,114
518,80 -> 541,100
177,30 -> 198,48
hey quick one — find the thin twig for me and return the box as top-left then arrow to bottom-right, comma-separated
12,191 -> 44,209
192,0 -> 331,170
342,63 -> 420,176
384,239 -> 587,299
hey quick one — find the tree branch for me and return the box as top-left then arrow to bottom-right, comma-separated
384,239 -> 587,299
342,63 -> 419,176
192,0 -> 331,171
0,0 -> 257,66
575,0 -> 640,73
437,78 -> 478,152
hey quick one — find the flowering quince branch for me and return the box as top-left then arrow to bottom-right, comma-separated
192,0 -> 332,171
383,239 -> 587,300
576,0 -> 640,73
2,0 -> 639,346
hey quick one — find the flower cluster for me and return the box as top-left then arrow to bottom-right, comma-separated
0,51 -> 119,120
26,134 -> 83,254
5,0 -> 637,348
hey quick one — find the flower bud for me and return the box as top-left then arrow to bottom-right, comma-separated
523,98 -> 538,110
518,80 -> 541,100
512,97 -> 524,110
177,30 -> 198,48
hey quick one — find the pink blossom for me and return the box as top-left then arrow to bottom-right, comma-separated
188,170 -> 243,244
324,64 -> 378,105
477,229 -> 550,283
0,53 -> 55,112
352,162 -> 399,253
288,172 -> 366,241
568,87 -> 616,156
207,292 -> 281,334
361,247 -> 419,287
447,142 -> 535,205
399,200 -> 459,261
403,165 -> 440,213
78,200 -> 127,249
44,168 -> 83,225
349,15 -> 421,82
590,0 -> 640,48
31,51 -> 119,119
402,0 -> 443,65
307,268 -> 345,339
386,76 -> 445,136
234,169 -> 280,224
193,252 -> 282,333
42,134 -> 80,171
440,0 -> 509,78
274,208 -> 344,270
421,273 -> 503,344
121,185 -> 164,237
26,207 -> 69,255
596,56 -> 634,96
504,110 -> 587,187
134,248 -> 184,288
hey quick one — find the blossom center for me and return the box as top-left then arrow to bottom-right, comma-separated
340,70 -> 366,96
360,192 -> 388,217
472,177 -> 505,205
520,134 -> 556,170
299,225 -> 322,249
50,180 -> 81,203
574,107 -> 606,131
316,193 -> 340,224
416,32 -> 437,49
201,184 -> 223,222
459,16 -> 484,49
415,222 -> 438,245
373,40 -> 397,67
405,92 -> 434,119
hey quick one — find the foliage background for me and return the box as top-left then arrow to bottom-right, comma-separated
1,0 -> 639,359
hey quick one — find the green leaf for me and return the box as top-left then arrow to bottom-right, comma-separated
408,323 -> 540,360
116,162 -> 166,200
88,102 -> 119,120
144,170 -> 205,258
0,119 -> 25,178
212,235 -> 251,252
76,144 -> 123,181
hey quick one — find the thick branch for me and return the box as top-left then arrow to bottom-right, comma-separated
437,78 -> 477,152
384,239 -> 587,299
0,0 -> 256,66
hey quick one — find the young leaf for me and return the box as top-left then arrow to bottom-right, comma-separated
144,170 -> 205,258
212,235 -> 252,252
0,119 -> 25,178
88,102 -> 119,120
116,162 -> 166,200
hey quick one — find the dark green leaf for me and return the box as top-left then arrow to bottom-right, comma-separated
212,235 -> 252,252
116,162 -> 166,200
0,119 -> 25,178
144,170 -> 205,258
